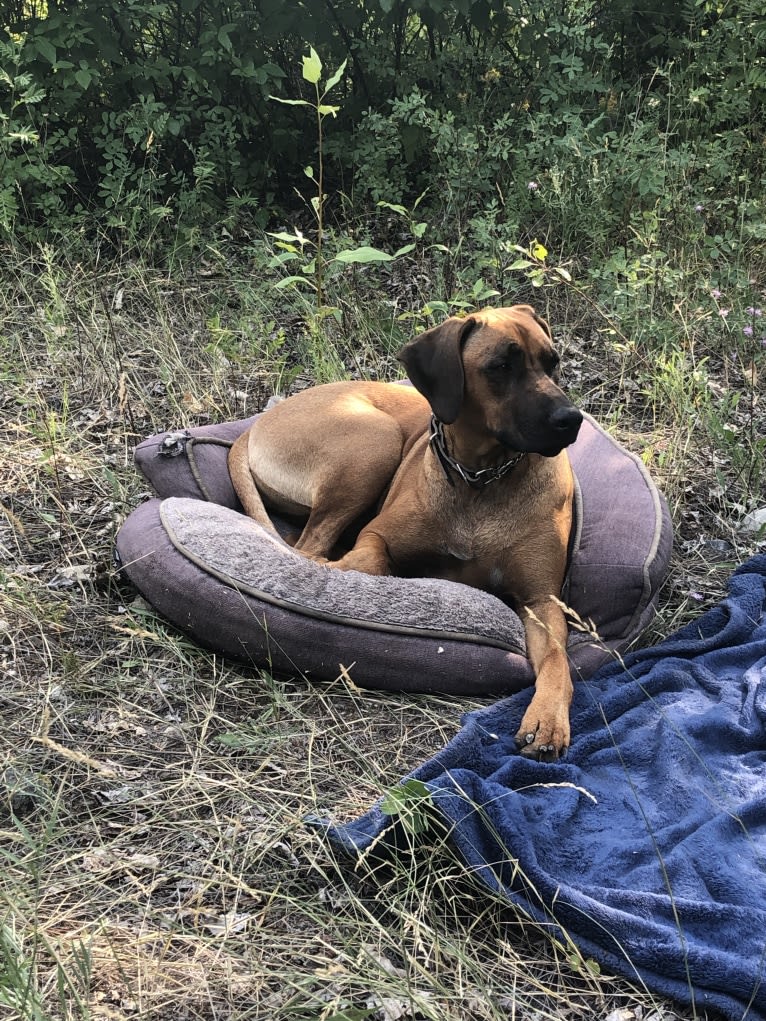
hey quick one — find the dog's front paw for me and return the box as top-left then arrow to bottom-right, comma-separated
515,696 -> 570,762
304,552 -> 330,566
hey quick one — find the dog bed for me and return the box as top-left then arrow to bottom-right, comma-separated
114,410 -> 672,694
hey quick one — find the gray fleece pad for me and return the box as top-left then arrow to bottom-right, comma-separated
160,498 -> 527,652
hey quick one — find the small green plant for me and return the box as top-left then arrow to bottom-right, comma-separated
0,36 -> 45,234
506,240 -> 572,289
268,46 -> 417,325
380,778 -> 433,836
0,922 -> 46,1021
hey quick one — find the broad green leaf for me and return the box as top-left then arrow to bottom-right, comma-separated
507,258 -> 533,270
268,230 -> 306,245
377,200 -> 408,216
217,25 -> 234,52
380,779 -> 432,835
74,69 -> 91,89
274,275 -> 315,290
393,243 -> 416,258
553,266 -> 572,282
317,104 -> 339,117
34,38 -> 57,64
324,58 -> 347,92
333,246 -> 394,264
302,47 -> 322,85
260,62 -> 285,79
304,165 -> 314,178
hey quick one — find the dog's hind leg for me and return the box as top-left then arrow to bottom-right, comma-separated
228,430 -> 281,536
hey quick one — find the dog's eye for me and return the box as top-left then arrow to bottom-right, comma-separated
486,344 -> 522,376
545,352 -> 561,379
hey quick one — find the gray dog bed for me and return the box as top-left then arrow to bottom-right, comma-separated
115,411 -> 672,694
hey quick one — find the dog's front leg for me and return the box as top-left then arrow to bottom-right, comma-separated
328,529 -> 393,576
515,598 -> 572,761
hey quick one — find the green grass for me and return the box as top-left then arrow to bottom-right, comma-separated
1,234 -> 764,1020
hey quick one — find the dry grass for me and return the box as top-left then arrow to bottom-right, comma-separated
2,246 -> 763,1020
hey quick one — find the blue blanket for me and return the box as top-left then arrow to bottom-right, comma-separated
327,555 -> 766,1020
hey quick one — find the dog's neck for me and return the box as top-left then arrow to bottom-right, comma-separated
428,415 -> 526,488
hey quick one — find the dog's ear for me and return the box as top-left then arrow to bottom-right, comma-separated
513,304 -> 552,339
533,311 -> 552,338
398,316 -> 476,423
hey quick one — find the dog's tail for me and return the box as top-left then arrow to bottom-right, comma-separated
228,429 -> 280,536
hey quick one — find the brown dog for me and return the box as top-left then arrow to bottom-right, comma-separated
228,306 -> 583,760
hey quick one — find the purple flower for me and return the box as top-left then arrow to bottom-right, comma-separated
527,181 -> 539,191
746,307 -> 763,317
719,308 -> 730,318
711,288 -> 722,299
694,203 -> 704,212
743,325 -> 754,337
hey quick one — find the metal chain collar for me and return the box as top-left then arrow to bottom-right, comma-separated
428,415 -> 526,488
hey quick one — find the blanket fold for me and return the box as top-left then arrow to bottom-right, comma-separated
325,555 -> 766,1021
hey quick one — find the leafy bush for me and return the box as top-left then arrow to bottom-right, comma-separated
1,0 -> 763,281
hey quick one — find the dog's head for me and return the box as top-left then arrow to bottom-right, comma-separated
398,305 -> 582,457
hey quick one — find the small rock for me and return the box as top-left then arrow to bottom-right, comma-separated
741,507 -> 766,535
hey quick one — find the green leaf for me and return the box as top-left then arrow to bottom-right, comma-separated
377,200 -> 408,216
380,779 -> 432,835
553,266 -> 572,282
324,58 -> 347,93
260,61 -> 285,79
304,165 -> 314,178
324,1008 -> 373,1021
317,104 -> 340,117
333,246 -> 394,264
217,25 -> 234,52
74,69 -> 91,90
268,230 -> 307,245
273,275 -> 316,290
507,258 -> 533,270
302,46 -> 322,85
269,96 -> 312,107
393,243 -> 416,258
34,38 -> 57,64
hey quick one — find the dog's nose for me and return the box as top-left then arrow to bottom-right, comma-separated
550,406 -> 583,437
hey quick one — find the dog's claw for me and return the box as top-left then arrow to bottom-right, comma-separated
515,725 -> 568,761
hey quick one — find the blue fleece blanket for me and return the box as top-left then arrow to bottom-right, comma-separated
327,555 -> 766,1021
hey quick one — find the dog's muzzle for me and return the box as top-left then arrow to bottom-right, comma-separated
550,405 -> 583,445
532,404 -> 583,457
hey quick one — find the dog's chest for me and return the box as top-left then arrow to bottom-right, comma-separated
431,489 -> 528,581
